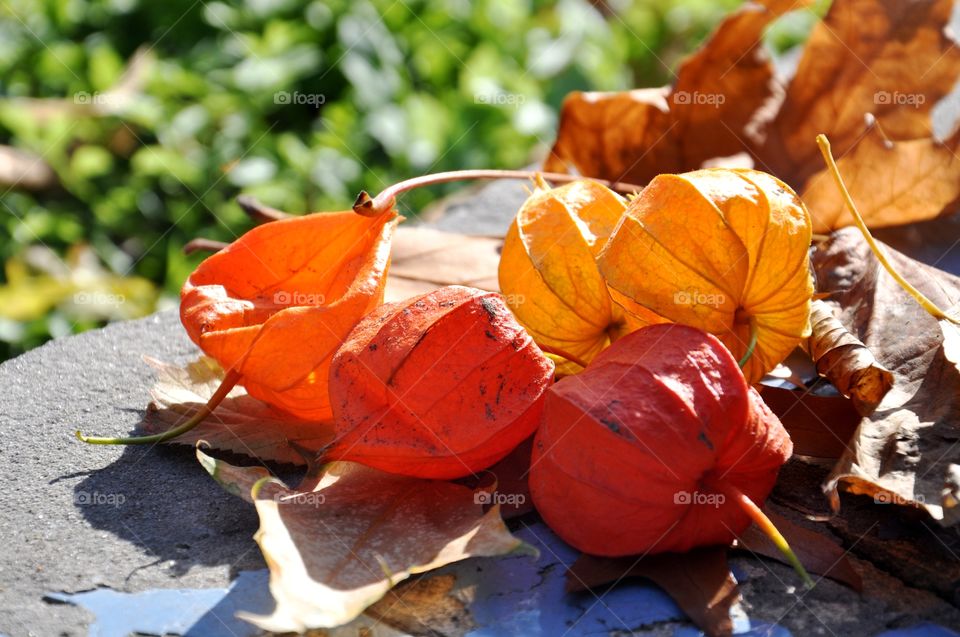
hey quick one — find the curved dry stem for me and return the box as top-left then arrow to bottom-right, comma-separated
816,134 -> 958,325
353,170 -> 645,217
76,369 -> 242,445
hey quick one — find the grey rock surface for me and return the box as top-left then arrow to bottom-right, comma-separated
0,311 -> 266,636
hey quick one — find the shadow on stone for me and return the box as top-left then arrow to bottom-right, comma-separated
71,443 -> 265,578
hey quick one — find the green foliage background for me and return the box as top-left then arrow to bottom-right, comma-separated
1,0 -> 802,360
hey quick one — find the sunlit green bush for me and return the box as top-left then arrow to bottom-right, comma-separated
0,0 -> 745,359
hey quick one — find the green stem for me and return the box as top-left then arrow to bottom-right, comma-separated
725,482 -> 814,589
76,369 -> 242,445
738,317 -> 759,368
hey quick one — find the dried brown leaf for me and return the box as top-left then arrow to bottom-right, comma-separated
362,574 -> 475,637
759,386 -> 861,459
566,548 -> 739,637
385,226 -> 501,302
670,0 -> 803,167
801,123 -> 960,232
544,0 -> 802,184
543,87 -> 676,184
761,0 -> 960,186
805,298 -> 894,414
812,228 -> 960,523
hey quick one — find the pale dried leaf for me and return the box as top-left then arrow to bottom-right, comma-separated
385,226 -> 501,302
141,356 -> 334,465
197,449 -> 529,632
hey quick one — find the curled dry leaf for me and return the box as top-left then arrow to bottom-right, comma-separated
498,178 -> 644,374
328,285 -> 554,479
180,210 -> 398,420
361,574 -> 475,636
801,123 -> 960,233
139,356 -> 333,465
197,448 -> 529,633
805,299 -> 894,415
813,228 -> 960,523
598,168 -> 813,383
544,0 -> 806,185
